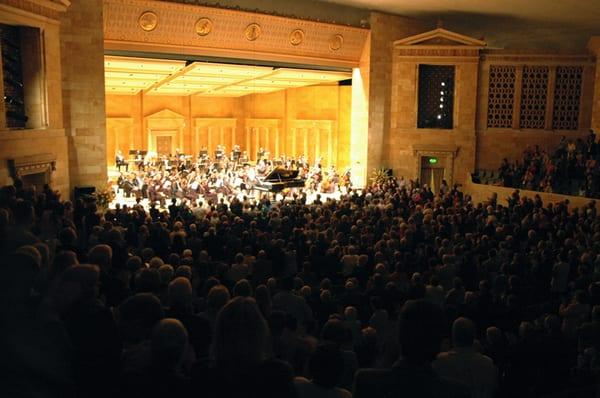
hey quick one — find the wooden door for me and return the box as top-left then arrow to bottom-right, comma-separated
156,136 -> 172,156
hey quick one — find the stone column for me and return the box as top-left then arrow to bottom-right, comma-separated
207,127 -> 213,155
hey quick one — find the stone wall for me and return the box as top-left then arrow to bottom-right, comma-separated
60,0 -> 107,191
475,52 -> 596,171
366,12 -> 432,176
0,130 -> 70,195
0,1 -> 70,196
385,28 -> 482,187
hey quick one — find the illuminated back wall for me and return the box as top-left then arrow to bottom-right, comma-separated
105,84 -> 352,170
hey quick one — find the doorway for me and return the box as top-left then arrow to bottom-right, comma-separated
156,136 -> 172,156
420,155 -> 446,194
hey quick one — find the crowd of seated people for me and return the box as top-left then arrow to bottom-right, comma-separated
490,130 -> 600,198
1,174 -> 600,398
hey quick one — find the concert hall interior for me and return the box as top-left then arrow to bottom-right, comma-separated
4,0 -> 600,203
4,1 -> 600,397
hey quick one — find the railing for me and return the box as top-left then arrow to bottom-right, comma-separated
465,176 -> 595,211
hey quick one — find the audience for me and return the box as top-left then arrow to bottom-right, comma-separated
487,130 -> 600,198
1,175 -> 599,398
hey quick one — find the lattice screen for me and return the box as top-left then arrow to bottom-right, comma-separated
519,66 -> 549,129
1,24 -> 26,128
552,66 -> 583,130
487,65 -> 516,128
417,64 -> 455,129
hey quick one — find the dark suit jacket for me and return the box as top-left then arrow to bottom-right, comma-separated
353,360 -> 470,398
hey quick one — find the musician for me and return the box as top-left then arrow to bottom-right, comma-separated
109,146 -> 341,209
130,173 -> 142,197
232,145 -> 241,162
118,173 -> 134,197
240,151 -> 249,164
199,147 -> 208,160
116,150 -> 128,171
341,169 -> 352,193
256,159 -> 267,175
215,145 -> 224,161
257,147 -> 265,161
135,151 -> 145,171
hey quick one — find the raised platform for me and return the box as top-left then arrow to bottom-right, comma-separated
107,166 -> 342,211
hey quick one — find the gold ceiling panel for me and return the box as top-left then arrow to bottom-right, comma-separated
248,79 -> 326,88
221,85 -> 281,93
106,86 -> 142,94
105,80 -> 152,88
269,69 -> 351,81
104,56 -> 351,97
105,71 -> 167,81
105,56 -> 186,94
198,91 -> 248,97
176,75 -> 239,84
186,62 -> 274,78
104,56 -> 185,73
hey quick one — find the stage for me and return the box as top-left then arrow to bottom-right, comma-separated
107,166 -> 343,211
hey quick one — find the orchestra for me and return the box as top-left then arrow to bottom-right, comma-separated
114,145 -> 352,206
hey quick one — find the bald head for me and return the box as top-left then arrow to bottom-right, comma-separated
168,277 -> 192,308
88,244 -> 112,271
151,318 -> 188,370
452,317 -> 475,348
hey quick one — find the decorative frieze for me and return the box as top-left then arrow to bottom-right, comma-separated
103,0 -> 368,67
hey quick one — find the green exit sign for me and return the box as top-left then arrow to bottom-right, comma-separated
428,157 -> 438,164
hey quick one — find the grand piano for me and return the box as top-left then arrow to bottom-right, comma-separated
254,168 -> 306,193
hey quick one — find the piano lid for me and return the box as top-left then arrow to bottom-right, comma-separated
262,168 -> 300,181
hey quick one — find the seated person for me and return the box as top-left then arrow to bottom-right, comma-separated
116,150 -> 128,171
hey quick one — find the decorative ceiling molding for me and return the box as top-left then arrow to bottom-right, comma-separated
103,0 -> 368,68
